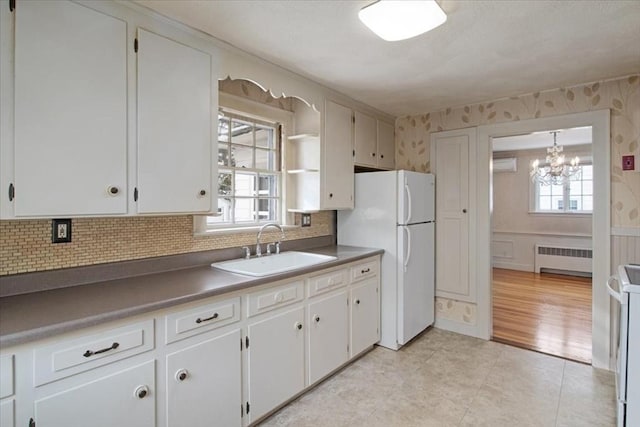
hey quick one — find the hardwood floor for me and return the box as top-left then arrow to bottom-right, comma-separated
492,268 -> 592,364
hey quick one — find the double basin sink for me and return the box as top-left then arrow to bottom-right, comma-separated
211,251 -> 337,277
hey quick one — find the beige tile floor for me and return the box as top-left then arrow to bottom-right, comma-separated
258,328 -> 616,427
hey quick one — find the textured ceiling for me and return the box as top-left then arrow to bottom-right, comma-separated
136,0 -> 640,117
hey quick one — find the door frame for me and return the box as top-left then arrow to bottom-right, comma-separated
476,110 -> 611,369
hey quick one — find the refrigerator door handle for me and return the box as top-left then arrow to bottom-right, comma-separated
403,226 -> 412,272
404,179 -> 412,224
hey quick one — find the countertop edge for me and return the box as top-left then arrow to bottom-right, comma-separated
0,247 -> 383,348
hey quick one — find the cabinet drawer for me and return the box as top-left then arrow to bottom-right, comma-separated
34,319 -> 154,386
0,354 -> 14,398
308,269 -> 348,298
350,260 -> 379,282
165,297 -> 240,344
247,281 -> 304,317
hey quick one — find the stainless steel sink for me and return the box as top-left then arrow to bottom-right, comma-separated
211,251 -> 337,277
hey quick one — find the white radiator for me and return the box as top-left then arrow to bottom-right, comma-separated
534,244 -> 592,275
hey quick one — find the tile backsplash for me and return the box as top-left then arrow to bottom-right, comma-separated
0,212 -> 333,276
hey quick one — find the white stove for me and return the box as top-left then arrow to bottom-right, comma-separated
608,264 -> 640,427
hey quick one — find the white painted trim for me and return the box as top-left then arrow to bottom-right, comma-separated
492,261 -> 533,272
434,318 -> 483,339
493,229 -> 592,238
478,110 -> 611,369
611,227 -> 640,237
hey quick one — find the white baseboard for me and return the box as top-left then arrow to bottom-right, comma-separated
491,261 -> 533,272
434,317 -> 486,340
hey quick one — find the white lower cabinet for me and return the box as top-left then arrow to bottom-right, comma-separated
5,256 -> 380,427
34,360 -> 155,427
166,329 -> 241,427
350,279 -> 380,358
247,307 -> 305,423
308,291 -> 349,385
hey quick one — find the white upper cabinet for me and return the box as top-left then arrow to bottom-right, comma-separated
323,100 -> 354,209
354,111 -> 377,167
136,29 -> 214,214
13,1 -> 128,216
376,120 -> 395,170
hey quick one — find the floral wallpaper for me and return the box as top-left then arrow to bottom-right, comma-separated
396,75 -> 640,324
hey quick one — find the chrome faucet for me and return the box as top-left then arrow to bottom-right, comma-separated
256,223 -> 285,257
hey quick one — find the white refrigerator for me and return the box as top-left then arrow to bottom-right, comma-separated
337,170 -> 435,350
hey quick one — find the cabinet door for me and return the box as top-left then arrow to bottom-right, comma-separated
354,111 -> 377,167
34,361 -> 155,427
137,29 -> 213,214
308,291 -> 349,385
14,0 -> 127,216
323,100 -> 354,209
166,330 -> 241,427
377,120 -> 395,170
247,307 -> 304,422
351,279 -> 379,357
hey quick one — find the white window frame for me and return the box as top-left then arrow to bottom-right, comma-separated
194,92 -> 294,235
529,158 -> 593,215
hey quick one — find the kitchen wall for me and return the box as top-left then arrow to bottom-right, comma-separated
0,79 -> 333,276
396,74 -> 640,325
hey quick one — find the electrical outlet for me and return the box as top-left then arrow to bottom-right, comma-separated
301,213 -> 312,227
52,219 -> 72,243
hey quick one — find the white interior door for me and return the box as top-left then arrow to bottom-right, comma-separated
397,222 -> 434,345
432,129 -> 474,302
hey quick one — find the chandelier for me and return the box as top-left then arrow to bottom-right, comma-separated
530,131 -> 580,186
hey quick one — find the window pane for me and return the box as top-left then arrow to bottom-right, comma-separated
235,172 -> 256,197
257,198 -> 277,221
255,149 -> 276,170
231,144 -> 253,168
569,180 -> 582,195
258,174 -> 278,197
583,195 -> 593,211
218,144 -> 230,166
208,198 -> 232,223
539,184 -> 551,196
550,183 -> 564,196
581,165 -> 593,180
218,116 -> 230,143
552,196 -> 563,210
231,119 -> 253,146
582,180 -> 593,196
234,198 -> 255,222
539,196 -> 551,210
218,171 -> 232,196
569,199 -> 579,211
255,125 -> 274,149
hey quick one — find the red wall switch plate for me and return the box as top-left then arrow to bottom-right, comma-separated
622,155 -> 635,171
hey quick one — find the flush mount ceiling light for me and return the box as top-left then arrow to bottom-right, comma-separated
358,0 -> 447,42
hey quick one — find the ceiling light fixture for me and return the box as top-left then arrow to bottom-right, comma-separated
358,0 -> 447,42
530,131 -> 581,186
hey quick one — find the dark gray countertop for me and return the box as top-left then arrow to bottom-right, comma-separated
0,245 -> 382,347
